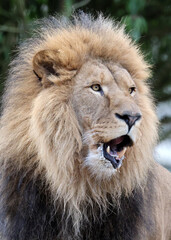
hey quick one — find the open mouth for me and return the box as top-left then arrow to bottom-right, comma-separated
102,135 -> 133,169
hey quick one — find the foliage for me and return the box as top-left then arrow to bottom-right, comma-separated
0,0 -> 171,140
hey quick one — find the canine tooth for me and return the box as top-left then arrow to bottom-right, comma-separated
106,146 -> 110,154
118,148 -> 127,159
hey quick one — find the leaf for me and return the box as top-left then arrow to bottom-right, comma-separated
127,0 -> 146,14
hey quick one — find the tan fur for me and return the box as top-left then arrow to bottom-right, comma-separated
0,13 -> 171,239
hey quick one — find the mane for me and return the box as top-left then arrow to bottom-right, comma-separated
0,12 -> 158,235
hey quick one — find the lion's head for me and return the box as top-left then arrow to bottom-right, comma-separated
71,60 -> 142,179
0,13 -> 158,233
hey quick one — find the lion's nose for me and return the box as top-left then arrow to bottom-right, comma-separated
115,112 -> 141,130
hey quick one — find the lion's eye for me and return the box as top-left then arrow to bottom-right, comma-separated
129,86 -> 136,96
91,84 -> 102,92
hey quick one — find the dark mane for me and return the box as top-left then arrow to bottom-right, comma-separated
0,160 -> 155,240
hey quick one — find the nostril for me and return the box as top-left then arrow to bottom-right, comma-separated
121,114 -> 130,125
115,112 -> 141,130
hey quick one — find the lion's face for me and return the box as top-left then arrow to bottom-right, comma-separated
71,59 -> 142,179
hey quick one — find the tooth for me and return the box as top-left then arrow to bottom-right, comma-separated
107,146 -> 110,154
118,148 -> 127,159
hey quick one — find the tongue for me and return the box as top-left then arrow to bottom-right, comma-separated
110,136 -> 124,147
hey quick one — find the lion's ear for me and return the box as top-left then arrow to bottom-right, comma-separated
33,50 -> 77,88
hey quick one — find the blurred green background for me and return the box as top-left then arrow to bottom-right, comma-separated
0,0 -> 171,169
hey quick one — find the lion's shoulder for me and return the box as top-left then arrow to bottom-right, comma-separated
153,163 -> 171,239
155,163 -> 171,190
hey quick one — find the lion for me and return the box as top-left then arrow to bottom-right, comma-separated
0,12 -> 170,240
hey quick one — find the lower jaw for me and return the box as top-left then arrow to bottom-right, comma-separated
98,145 -> 126,170
109,155 -> 124,169
100,155 -> 123,170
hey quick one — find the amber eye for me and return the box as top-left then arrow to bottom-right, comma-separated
91,84 -> 102,92
129,86 -> 136,95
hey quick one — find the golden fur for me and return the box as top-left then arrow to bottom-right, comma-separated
0,13 -> 171,239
